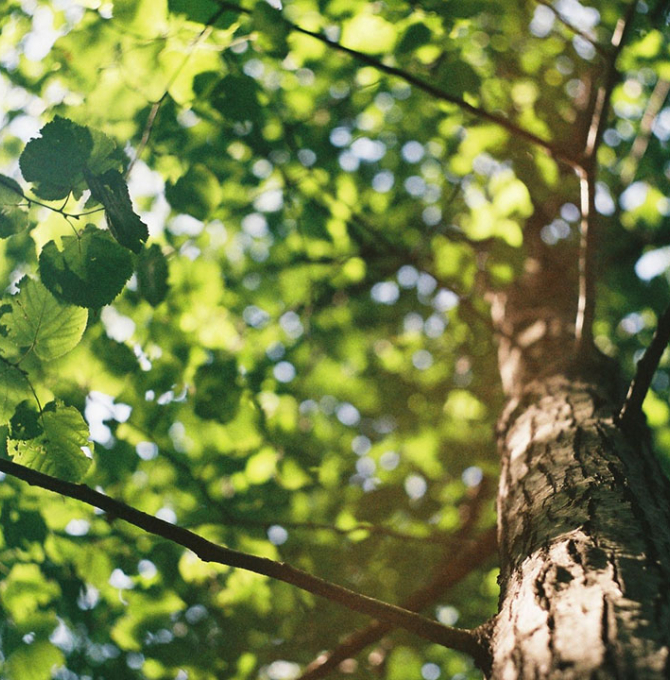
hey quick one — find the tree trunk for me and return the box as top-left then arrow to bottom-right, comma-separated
486,250 -> 670,678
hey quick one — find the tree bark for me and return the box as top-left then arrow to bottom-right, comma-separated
486,249 -> 670,678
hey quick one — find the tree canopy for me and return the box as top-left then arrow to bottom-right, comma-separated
0,0 -> 668,678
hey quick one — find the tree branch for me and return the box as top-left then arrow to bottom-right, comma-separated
212,0 -> 570,163
618,304 -> 670,426
575,0 -> 639,355
0,456 -> 487,667
532,0 -> 607,57
298,526 -> 496,679
620,77 -> 670,185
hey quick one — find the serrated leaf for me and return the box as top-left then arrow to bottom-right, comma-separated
19,117 -> 93,200
85,169 -> 149,253
39,225 -> 134,308
10,400 -> 43,440
4,277 -> 88,360
137,243 -> 169,307
88,128 -> 122,175
8,402 -> 92,482
0,361 -> 32,424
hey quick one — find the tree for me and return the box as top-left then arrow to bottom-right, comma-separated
0,0 -> 668,677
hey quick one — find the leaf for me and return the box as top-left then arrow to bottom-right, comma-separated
39,225 -> 134,308
8,402 -> 92,482
0,175 -> 24,204
137,243 -> 169,307
194,354 -> 242,423
253,2 -> 289,55
168,0 -> 238,26
0,175 -> 30,238
0,361 -> 32,424
84,169 -> 149,253
4,641 -> 65,680
3,277 -> 88,361
165,163 -> 222,220
397,23 -> 432,54
9,400 -> 43,440
19,117 -> 93,200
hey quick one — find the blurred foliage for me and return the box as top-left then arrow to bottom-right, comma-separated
0,0 -> 667,678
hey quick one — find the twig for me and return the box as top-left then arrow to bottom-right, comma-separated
532,0 -> 607,57
575,0 -> 639,355
618,304 -> 670,426
0,456 -> 487,666
212,0 -> 571,164
620,77 -> 670,185
0,175 -> 103,221
126,5 -> 227,177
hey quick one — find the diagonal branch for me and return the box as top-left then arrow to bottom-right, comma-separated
532,0 -> 607,56
298,526 -> 497,680
212,0 -> 569,163
0,456 -> 489,668
618,304 -> 670,426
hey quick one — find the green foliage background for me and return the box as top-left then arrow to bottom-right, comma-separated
0,0 -> 667,678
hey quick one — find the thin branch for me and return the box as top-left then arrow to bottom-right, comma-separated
0,456 -> 487,666
0,175 -> 103,222
532,0 -> 607,57
212,0 -> 570,164
298,522 -> 496,680
575,162 -> 597,355
618,304 -> 670,426
126,5 -> 227,176
620,77 -> 670,185
585,0 -> 639,159
575,0 -> 639,355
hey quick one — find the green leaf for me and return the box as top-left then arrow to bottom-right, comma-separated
168,0 -> 237,26
165,163 -> 223,220
0,175 -> 24,204
4,640 -> 65,680
8,402 -> 92,482
19,117 -> 93,200
88,128 -> 123,175
84,169 -> 149,253
0,175 -> 30,238
137,243 -> 169,307
39,225 -> 134,308
253,2 -> 289,55
194,354 -> 242,423
10,400 -> 43,440
3,277 -> 88,360
0,361 -> 32,424
397,23 -> 432,54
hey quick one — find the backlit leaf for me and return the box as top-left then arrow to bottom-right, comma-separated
19,117 -> 92,200
8,401 -> 92,482
39,225 -> 134,308
3,277 -> 88,360
85,169 -> 149,253
0,361 -> 31,424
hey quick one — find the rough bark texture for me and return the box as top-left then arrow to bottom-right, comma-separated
487,249 -> 670,678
